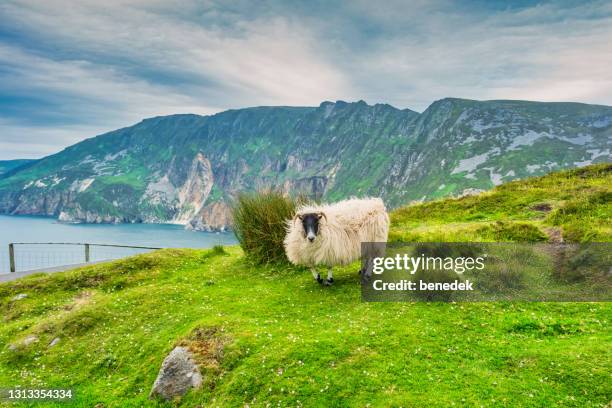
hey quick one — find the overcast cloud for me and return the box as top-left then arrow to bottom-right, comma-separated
1,0 -> 611,159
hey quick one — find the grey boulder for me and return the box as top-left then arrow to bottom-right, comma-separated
149,346 -> 202,400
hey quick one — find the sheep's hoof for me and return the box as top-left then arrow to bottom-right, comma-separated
324,278 -> 334,286
316,276 -> 323,284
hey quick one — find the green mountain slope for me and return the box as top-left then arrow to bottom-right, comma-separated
0,166 -> 610,406
0,99 -> 610,230
0,159 -> 36,176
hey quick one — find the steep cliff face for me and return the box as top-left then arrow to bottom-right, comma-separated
142,152 -> 215,225
382,99 -> 612,202
0,99 -> 610,230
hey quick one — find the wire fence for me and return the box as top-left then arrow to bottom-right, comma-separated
0,243 -> 162,274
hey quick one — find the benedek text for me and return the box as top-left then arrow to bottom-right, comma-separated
372,280 -> 474,291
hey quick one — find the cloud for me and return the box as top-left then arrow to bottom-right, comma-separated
0,0 -> 352,106
0,0 -> 353,158
312,0 -> 612,109
0,0 -> 611,159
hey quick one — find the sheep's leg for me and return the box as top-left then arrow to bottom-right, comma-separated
358,256 -> 368,276
311,268 -> 323,284
361,257 -> 374,283
324,267 -> 334,286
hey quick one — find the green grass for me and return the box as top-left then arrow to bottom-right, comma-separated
0,248 -> 610,407
390,163 -> 612,242
0,164 -> 610,407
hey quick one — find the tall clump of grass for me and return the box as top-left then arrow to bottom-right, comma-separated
232,190 -> 303,264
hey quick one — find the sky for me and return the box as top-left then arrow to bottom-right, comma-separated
0,0 -> 611,159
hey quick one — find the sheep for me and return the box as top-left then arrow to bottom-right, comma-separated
283,197 -> 389,285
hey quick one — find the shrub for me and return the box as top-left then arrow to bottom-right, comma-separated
232,190 -> 303,264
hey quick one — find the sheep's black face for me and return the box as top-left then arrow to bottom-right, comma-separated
299,213 -> 322,243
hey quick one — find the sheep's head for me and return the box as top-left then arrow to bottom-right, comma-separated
296,212 -> 326,243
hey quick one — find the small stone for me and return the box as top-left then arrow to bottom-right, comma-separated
49,337 -> 61,347
12,293 -> 27,301
149,346 -> 202,400
458,188 -> 485,198
22,335 -> 38,346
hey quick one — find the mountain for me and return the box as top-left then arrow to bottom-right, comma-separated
0,159 -> 36,176
0,98 -> 610,230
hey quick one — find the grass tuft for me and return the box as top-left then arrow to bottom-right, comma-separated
211,245 -> 226,255
231,190 -> 303,264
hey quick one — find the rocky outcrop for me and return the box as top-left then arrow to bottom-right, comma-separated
282,176 -> 328,200
142,152 -> 216,226
188,201 -> 232,232
173,153 -> 214,223
58,208 -> 127,224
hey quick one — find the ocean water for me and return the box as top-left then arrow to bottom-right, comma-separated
0,215 -> 237,273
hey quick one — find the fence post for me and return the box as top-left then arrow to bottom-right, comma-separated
84,244 -> 90,263
9,243 -> 15,273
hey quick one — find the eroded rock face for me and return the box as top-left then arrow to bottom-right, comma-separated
188,201 -> 232,232
149,347 -> 202,401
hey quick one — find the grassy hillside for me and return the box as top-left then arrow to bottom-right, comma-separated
0,164 -> 610,407
391,163 -> 611,243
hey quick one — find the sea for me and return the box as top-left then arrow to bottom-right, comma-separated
0,215 -> 237,274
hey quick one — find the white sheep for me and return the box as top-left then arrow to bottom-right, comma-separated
284,197 -> 389,285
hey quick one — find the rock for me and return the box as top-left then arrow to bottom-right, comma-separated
458,188 -> 485,198
22,335 -> 38,346
187,201 -> 232,232
49,337 -> 61,347
9,334 -> 39,350
12,293 -> 28,301
149,346 -> 202,400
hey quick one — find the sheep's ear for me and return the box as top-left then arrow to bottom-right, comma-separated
317,212 -> 327,222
